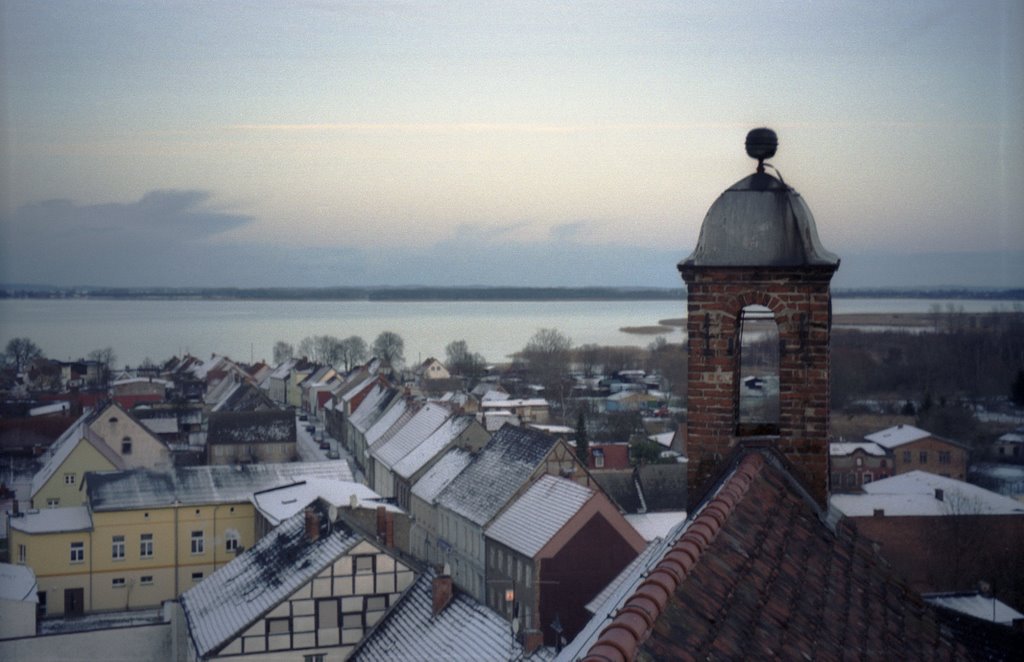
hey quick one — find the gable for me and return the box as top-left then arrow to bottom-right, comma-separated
33,438 -> 119,506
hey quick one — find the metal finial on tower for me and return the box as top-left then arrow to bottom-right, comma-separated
745,127 -> 778,173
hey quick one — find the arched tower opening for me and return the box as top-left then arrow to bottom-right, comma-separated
678,128 -> 840,508
736,305 -> 779,435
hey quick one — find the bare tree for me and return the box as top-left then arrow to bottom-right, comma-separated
273,341 -> 294,364
445,339 -> 485,379
88,346 -> 117,386
522,328 -> 572,388
337,336 -> 368,372
373,331 -> 405,368
4,337 -> 43,373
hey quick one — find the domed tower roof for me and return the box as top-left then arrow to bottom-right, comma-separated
678,129 -> 839,270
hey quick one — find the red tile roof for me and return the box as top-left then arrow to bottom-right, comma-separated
581,451 -> 975,661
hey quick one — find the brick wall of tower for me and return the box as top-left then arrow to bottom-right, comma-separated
681,266 -> 836,508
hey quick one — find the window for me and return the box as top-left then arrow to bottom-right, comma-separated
18,544 -> 26,564
64,473 -> 76,485
140,575 -> 153,585
191,572 -> 203,581
108,417 -> 119,424
70,542 -> 84,563
317,598 -> 339,629
112,577 -> 126,589
140,533 -> 153,558
365,595 -> 388,611
862,472 -> 873,484
919,451 -> 928,464
191,530 -> 204,554
266,618 -> 290,635
47,497 -> 60,508
112,535 -> 125,560
939,451 -> 951,465
121,438 -> 132,454
305,655 -> 326,662
225,529 -> 240,553
902,450 -> 911,463
37,591 -> 46,617
855,457 -> 863,467
593,449 -> 605,468
354,555 -> 374,574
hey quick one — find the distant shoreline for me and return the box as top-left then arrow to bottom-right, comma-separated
2,285 -> 1022,303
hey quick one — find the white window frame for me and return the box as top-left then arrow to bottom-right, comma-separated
18,544 -> 26,564
225,529 -> 240,553
140,533 -> 153,558
112,535 -> 125,560
191,530 -> 204,555
64,473 -> 76,485
112,577 -> 126,589
70,541 -> 84,563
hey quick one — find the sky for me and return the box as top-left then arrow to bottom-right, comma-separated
1,1 -> 1022,289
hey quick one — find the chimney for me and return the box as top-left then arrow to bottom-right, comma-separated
376,506 -> 387,542
432,569 -> 453,616
523,631 -> 544,655
304,507 -> 320,542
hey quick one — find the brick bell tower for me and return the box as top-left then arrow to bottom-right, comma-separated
678,128 -> 840,508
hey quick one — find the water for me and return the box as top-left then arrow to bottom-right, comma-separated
0,297 -> 1018,369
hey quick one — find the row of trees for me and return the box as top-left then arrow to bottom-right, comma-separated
273,332 -> 406,370
2,337 -> 118,379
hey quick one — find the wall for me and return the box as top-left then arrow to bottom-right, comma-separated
681,268 -> 835,508
0,623 -> 170,661
891,437 -> 969,481
849,512 -> 1024,610
34,440 -> 117,508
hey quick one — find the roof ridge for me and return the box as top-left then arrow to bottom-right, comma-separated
582,452 -> 766,662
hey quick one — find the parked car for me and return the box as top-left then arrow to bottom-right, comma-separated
305,424 -> 315,434
299,413 -> 308,421
319,441 -> 330,450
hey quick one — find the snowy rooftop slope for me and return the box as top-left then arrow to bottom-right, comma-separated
437,426 -> 558,526
141,418 -> 179,435
829,471 -> 1024,517
372,403 -> 451,470
392,415 -> 472,480
251,479 -> 395,526
10,506 -> 92,534
410,448 -> 472,505
181,504 -> 362,658
625,511 -> 688,542
366,402 -> 414,451
348,385 -> 395,433
924,592 -> 1024,625
351,567 -> 553,662
864,424 -> 932,449
830,441 -> 887,457
87,461 -> 353,510
485,475 -> 593,557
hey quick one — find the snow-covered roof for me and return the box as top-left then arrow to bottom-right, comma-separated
141,418 -> 179,435
829,471 -> 1024,518
29,401 -> 71,416
32,417 -> 124,497
864,424 -> 932,449
364,399 -> 411,447
923,592 -> 1024,626
112,377 -> 171,387
10,506 -> 93,534
349,385 -> 398,433
437,426 -> 558,526
371,403 -> 451,470
410,449 -> 472,505
480,398 -> 548,408
625,511 -> 689,542
351,567 -> 553,662
269,359 -> 296,381
479,389 -> 509,403
86,461 -> 353,511
0,563 -> 38,603
251,479 -> 394,526
649,431 -> 675,448
393,415 -> 473,480
529,424 -> 574,435
181,504 -> 364,658
997,432 -> 1024,444
340,374 -> 377,404
486,475 -> 593,558
829,441 -> 887,457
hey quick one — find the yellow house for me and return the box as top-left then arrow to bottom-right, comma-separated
30,401 -> 172,509
10,461 -> 355,618
30,421 -> 123,509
